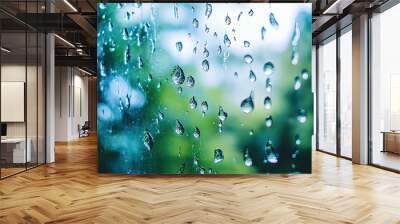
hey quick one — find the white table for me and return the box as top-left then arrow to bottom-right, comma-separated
1,138 -> 31,163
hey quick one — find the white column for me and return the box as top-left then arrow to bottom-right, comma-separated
46,32 -> 55,163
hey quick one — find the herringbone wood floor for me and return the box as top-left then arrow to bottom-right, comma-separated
1,135 -> 400,224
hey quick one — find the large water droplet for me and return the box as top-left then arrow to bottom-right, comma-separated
294,76 -> 301,90
265,115 -> 273,127
240,91 -> 255,114
266,152 -> 278,164
218,106 -> 228,121
192,18 -> 199,28
193,127 -> 201,139
297,109 -> 307,123
176,41 -> 183,52
269,12 -> 279,30
249,70 -> 257,82
301,69 -> 309,80
291,50 -> 299,65
175,120 -> 185,135
237,11 -> 243,21
202,59 -> 209,71
248,9 -> 254,16
189,96 -> 197,109
205,3 -> 212,18
266,78 -> 272,92
223,34 -> 231,47
263,62 -> 275,75
291,22 -> 301,47
225,14 -> 231,25
214,148 -> 224,164
171,65 -> 185,85
261,26 -> 267,40
143,130 -> 154,151
244,41 -> 250,48
186,76 -> 195,87
203,47 -> 209,58
244,54 -> 253,64
264,97 -> 272,110
201,101 -> 208,116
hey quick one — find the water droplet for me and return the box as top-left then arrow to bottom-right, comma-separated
178,87 -> 182,94
225,14 -> 231,25
291,50 -> 299,65
205,3 -> 212,18
217,45 -> 222,55
261,26 -> 267,40
294,76 -> 301,90
264,97 -> 272,110
186,76 -> 195,87
223,51 -> 230,62
193,157 -> 199,166
189,96 -> 197,109
136,33 -> 141,47
240,91 -> 255,114
137,56 -> 144,69
263,62 -> 274,76
176,41 -> 183,52
244,149 -> 252,167
248,9 -> 254,16
108,20 -> 113,32
269,12 -> 279,30
204,25 -> 210,33
143,130 -> 154,151
125,12 -> 131,21
213,32 -> 218,38
192,18 -> 199,28
295,134 -> 301,145
202,59 -> 209,71
171,65 -> 185,85
193,46 -> 197,54
266,153 -> 278,164
249,70 -> 257,82
291,22 -> 301,47
214,148 -> 224,164
193,127 -> 201,138
297,109 -> 307,123
301,69 -> 309,80
265,115 -> 273,127
244,41 -> 250,48
124,46 -> 131,64
200,167 -> 206,174
201,101 -> 208,116
99,3 -> 106,10
249,130 -> 254,135
157,82 -> 162,89
158,111 -> 164,120
108,40 -> 116,52
218,106 -> 228,121
174,3 -> 179,19
223,34 -> 231,47
203,48 -> 209,58
175,119 -> 185,135
122,28 -> 129,40
266,78 -> 272,92
244,54 -> 253,64
237,11 -> 243,21
234,72 -> 238,78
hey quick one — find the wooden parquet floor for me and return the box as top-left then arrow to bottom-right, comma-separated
1,135 -> 400,224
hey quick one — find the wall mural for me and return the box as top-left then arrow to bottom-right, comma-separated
97,3 -> 313,174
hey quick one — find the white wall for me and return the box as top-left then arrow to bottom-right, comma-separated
54,67 -> 89,141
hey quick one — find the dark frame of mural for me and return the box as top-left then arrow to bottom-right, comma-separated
97,3 -> 313,174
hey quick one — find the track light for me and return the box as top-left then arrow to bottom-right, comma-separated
63,0 -> 78,12
1,47 -> 11,53
77,67 -> 93,76
54,34 -> 75,48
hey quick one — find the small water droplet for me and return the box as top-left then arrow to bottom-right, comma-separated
234,72 -> 238,78
266,78 -> 272,92
108,20 -> 113,32
143,130 -> 154,151
244,54 -> 253,64
176,41 -> 183,52
249,130 -> 254,135
218,106 -> 228,121
177,87 -> 183,94
263,62 -> 275,76
202,59 -> 209,71
295,134 -> 301,145
193,127 -> 201,138
201,101 -> 208,116
137,56 -> 144,69
174,3 -> 179,19
291,22 -> 301,47
301,69 -> 309,80
217,45 -> 222,55
223,34 -> 231,47
147,74 -> 153,82
124,46 -> 131,64
158,111 -> 164,120
248,9 -> 254,16
205,3 -> 212,18
189,96 -> 197,109
269,12 -> 279,30
225,14 -> 231,25
291,50 -> 299,65
237,11 -> 243,21
213,32 -> 218,38
186,76 -> 195,87
240,91 -> 255,114
294,76 -> 301,90
244,149 -> 252,167
203,47 -> 209,58
157,81 -> 162,89
122,27 -> 129,40
244,41 -> 250,48
200,167 -> 206,174
175,119 -> 185,135
264,97 -> 272,110
192,18 -> 199,28
171,65 -> 185,85
297,109 -> 307,123
261,26 -> 267,40
265,115 -> 273,127
204,25 -> 210,33
249,70 -> 257,82
214,148 -> 224,164
193,46 -> 197,54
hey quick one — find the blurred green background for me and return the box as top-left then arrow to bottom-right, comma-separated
97,3 -> 313,174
